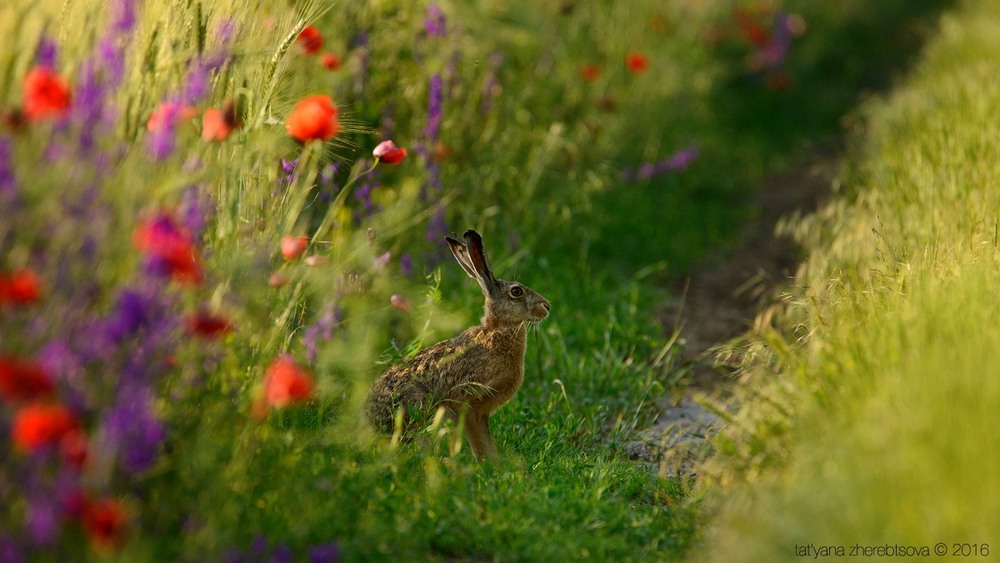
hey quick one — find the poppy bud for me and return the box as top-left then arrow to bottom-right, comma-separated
280,235 -> 309,260
372,140 -> 407,164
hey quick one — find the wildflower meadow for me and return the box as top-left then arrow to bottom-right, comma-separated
5,0 -> 989,561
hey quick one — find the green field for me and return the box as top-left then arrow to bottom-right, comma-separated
3,0 -> 989,561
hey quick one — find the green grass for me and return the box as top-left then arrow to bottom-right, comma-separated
703,1 -> 1000,560
0,0 -> 955,560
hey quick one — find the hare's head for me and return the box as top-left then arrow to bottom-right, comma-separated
446,230 -> 550,329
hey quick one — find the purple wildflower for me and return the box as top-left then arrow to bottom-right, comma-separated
302,303 -> 343,364
71,0 -> 136,154
423,74 -> 444,142
271,544 -> 295,563
0,138 -> 17,205
250,535 -> 270,557
38,340 -> 84,385
26,495 -> 60,546
71,66 -> 105,154
150,17 -> 232,158
216,19 -> 237,45
637,163 -> 656,180
424,4 -> 448,37
38,339 -> 91,409
36,37 -> 58,67
759,13 -> 792,69
773,12 -> 793,51
281,158 -> 299,186
623,145 -> 700,182
427,204 -> 448,245
182,62 -> 211,105
309,543 -> 342,563
97,37 -> 126,88
0,537 -> 24,563
181,19 -> 233,104
320,162 -> 339,189
353,174 -> 381,224
318,162 -> 340,204
111,0 -> 136,33
419,74 -> 448,245
104,289 -> 153,343
372,251 -> 391,269
41,140 -> 65,164
146,103 -> 181,160
400,253 -> 413,277
179,185 -> 209,239
664,146 -> 699,170
103,385 -> 167,473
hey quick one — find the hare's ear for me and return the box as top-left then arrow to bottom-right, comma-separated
446,235 -> 479,281
463,230 -> 497,290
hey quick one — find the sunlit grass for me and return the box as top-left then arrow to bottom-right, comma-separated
704,1 -> 1000,560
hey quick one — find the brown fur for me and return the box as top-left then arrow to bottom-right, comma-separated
365,230 -> 549,461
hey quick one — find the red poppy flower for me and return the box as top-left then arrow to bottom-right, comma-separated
297,25 -> 324,55
0,268 -> 43,306
286,95 -> 339,142
0,357 -> 55,402
733,9 -> 770,46
185,311 -> 232,339
626,52 -> 649,74
60,428 -> 89,468
744,24 -> 769,45
264,355 -> 314,408
146,101 -> 197,132
579,64 -> 601,82
82,498 -> 128,553
201,108 -> 230,141
280,235 -> 309,260
133,214 -> 203,284
12,403 -> 79,451
373,140 -> 407,164
63,489 -> 90,519
321,53 -> 341,70
23,66 -> 71,121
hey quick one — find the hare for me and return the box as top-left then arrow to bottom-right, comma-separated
365,229 -> 550,461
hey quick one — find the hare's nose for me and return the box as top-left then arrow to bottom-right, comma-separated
542,302 -> 550,311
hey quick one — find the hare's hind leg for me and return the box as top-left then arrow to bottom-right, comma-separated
480,413 -> 499,462
464,410 -> 499,462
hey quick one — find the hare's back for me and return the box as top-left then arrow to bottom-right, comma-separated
375,332 -> 485,399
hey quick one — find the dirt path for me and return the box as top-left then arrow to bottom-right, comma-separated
629,154 -> 838,476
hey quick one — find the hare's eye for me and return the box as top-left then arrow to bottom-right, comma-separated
509,285 -> 524,298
